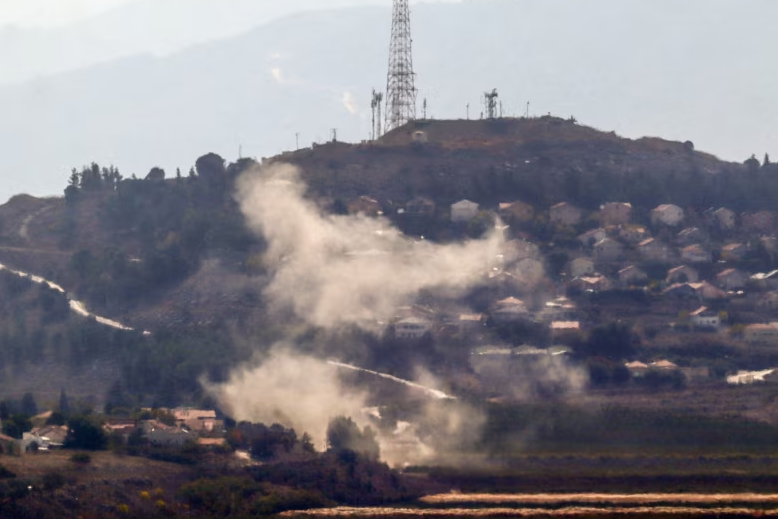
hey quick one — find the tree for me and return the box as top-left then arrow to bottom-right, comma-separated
581,322 -> 638,361
195,153 -> 226,185
59,389 -> 70,415
765,153 -> 771,166
64,416 -> 107,450
145,167 -> 166,181
326,416 -> 380,460
745,154 -> 761,173
21,393 -> 37,417
0,401 -> 8,421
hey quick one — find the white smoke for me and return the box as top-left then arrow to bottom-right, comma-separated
207,347 -> 368,450
234,163 -> 504,330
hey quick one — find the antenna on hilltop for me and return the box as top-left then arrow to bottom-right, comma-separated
371,89 -> 383,140
484,89 -> 499,120
384,0 -> 417,133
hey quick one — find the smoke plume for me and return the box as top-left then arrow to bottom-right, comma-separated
234,163 -> 504,330
207,347 -> 368,449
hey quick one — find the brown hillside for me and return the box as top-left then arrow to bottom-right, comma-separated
273,117 -> 736,209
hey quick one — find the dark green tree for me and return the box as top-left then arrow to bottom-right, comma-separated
59,389 -> 70,415
21,393 -> 37,417
326,416 -> 380,460
581,322 -> 638,361
64,416 -> 107,450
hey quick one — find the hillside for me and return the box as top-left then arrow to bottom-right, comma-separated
0,117 -> 776,410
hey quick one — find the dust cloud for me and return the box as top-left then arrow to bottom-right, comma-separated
207,347 -> 368,449
234,163 -> 504,330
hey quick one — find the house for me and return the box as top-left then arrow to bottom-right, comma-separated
173,409 -> 222,434
22,425 -> 68,451
549,202 -> 583,226
578,228 -> 608,247
690,282 -> 728,301
751,270 -> 778,291
713,207 -> 736,230
619,265 -> 648,286
741,211 -> 774,233
600,202 -> 632,225
716,268 -> 749,291
666,265 -> 699,284
568,257 -> 595,278
537,298 -> 579,323
721,243 -> 748,261
651,359 -> 679,371
619,226 -> 650,245
593,238 -> 623,263
451,200 -> 480,223
681,244 -> 711,263
458,314 -> 484,335
550,321 -> 582,342
677,227 -> 707,246
147,427 -> 194,447
744,323 -> 778,344
651,204 -> 684,227
491,297 -> 531,323
639,238 -> 672,263
347,196 -> 381,216
499,201 -> 535,223
405,197 -> 435,216
625,361 -> 649,377
690,306 -> 720,329
569,275 -> 613,293
394,317 -> 433,339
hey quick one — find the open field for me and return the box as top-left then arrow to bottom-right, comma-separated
281,506 -> 778,518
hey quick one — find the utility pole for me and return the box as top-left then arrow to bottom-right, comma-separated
384,0 -> 417,132
295,132 -> 300,149
422,98 -> 427,120
466,103 -> 469,120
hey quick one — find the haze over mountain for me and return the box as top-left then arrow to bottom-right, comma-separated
0,0 -> 776,202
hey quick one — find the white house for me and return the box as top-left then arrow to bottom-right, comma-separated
651,204 -> 684,227
492,297 -> 530,323
690,306 -> 720,329
394,317 -> 433,339
451,199 -> 479,223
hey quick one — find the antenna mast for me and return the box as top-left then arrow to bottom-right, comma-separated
384,0 -> 417,133
371,89 -> 384,140
484,89 -> 499,120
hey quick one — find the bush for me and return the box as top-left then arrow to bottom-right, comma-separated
70,453 -> 91,464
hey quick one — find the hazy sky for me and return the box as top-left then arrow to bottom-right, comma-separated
0,0 -> 140,27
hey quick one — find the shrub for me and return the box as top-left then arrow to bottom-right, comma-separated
70,453 -> 91,464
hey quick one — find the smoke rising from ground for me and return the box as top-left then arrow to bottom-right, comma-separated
234,163 -> 504,330
207,347 -> 368,449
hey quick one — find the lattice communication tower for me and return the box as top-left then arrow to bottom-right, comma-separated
384,0 -> 417,133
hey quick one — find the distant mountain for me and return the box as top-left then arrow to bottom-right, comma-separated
0,0 -> 381,85
0,0 -> 776,203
